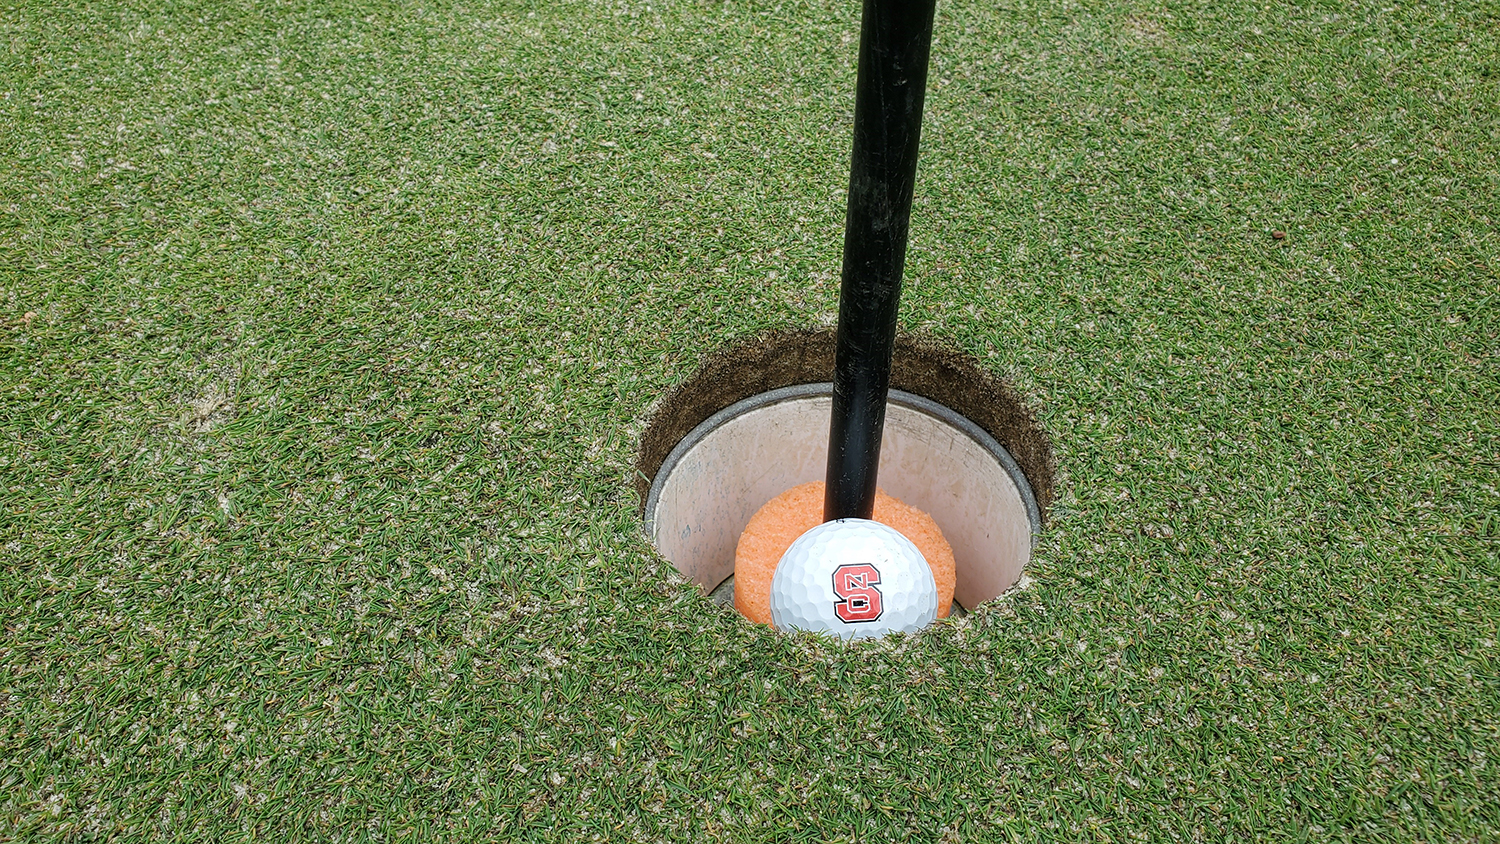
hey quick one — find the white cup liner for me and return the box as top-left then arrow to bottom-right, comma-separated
644,383 -> 1040,613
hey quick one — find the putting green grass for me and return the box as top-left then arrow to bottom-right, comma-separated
2,0 -> 1496,839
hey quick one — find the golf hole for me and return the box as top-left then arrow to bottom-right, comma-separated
636,329 -> 1054,620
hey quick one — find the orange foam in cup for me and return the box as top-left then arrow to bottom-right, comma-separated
733,481 -> 956,626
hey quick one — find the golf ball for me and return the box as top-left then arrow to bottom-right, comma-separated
769,519 -> 938,639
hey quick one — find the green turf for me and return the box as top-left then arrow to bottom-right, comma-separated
2,0 -> 1497,839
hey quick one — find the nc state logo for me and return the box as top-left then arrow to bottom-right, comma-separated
832,564 -> 884,623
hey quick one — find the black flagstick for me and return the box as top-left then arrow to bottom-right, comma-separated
824,0 -> 938,522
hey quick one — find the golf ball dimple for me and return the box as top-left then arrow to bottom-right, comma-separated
769,519 -> 938,639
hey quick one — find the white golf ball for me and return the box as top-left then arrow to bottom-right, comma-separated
769,518 -> 938,639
